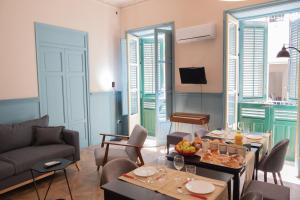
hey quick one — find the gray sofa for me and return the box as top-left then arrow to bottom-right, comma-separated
0,115 -> 80,192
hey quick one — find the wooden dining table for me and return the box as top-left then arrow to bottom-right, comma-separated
166,150 -> 256,200
101,161 -> 234,200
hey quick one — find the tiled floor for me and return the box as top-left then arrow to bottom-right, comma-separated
1,142 -> 300,200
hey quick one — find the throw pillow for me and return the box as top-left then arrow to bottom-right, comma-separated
34,126 -> 65,146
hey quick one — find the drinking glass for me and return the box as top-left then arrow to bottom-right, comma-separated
202,139 -> 210,153
173,155 -> 184,181
185,164 -> 196,181
157,155 -> 167,173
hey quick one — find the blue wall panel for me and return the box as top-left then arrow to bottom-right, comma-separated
174,93 -> 224,131
89,91 -> 122,146
0,98 -> 40,124
0,92 -> 222,146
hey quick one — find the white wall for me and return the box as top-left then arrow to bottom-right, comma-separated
0,0 -> 121,100
120,0 -> 271,93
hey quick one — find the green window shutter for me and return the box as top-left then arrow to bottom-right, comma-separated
288,19 -> 300,100
142,39 -> 156,94
240,22 -> 268,101
129,40 -> 138,115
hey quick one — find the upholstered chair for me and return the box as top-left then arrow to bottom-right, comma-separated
100,158 -> 138,186
258,139 -> 289,185
241,192 -> 263,200
94,124 -> 147,171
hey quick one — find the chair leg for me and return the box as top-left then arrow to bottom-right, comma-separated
167,143 -> 170,154
255,168 -> 258,180
272,172 -> 278,184
278,172 -> 284,186
264,172 -> 267,183
75,162 -> 80,171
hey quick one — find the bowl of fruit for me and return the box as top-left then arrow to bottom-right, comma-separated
175,140 -> 197,156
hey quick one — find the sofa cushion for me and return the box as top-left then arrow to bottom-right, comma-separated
0,160 -> 15,180
34,126 -> 65,146
0,144 -> 74,174
0,115 -> 49,153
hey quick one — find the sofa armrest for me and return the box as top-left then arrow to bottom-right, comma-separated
62,129 -> 80,162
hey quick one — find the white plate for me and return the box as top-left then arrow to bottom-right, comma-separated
185,180 -> 215,194
133,166 -> 158,177
246,135 -> 263,140
210,130 -> 224,135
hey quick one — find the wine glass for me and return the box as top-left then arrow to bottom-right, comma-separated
185,164 -> 196,181
173,155 -> 184,181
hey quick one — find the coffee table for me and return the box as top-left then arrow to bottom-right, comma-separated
30,158 -> 73,200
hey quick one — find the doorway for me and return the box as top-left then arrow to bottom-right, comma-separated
126,24 -> 173,145
35,23 -> 90,148
225,2 -> 300,165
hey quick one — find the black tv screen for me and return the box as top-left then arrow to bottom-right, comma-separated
179,67 -> 207,84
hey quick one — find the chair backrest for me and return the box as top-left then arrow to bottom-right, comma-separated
241,192 -> 263,200
262,139 -> 289,172
125,125 -> 148,161
101,158 -> 138,186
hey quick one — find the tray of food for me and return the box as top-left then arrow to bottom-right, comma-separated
201,151 -> 245,169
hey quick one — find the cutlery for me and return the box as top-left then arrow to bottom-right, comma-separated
176,187 -> 207,200
122,174 -> 147,183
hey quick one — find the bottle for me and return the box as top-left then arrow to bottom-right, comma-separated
234,130 -> 244,145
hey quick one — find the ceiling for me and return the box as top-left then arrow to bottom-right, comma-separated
97,0 -> 148,8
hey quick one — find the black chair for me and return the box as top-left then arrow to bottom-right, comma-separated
258,139 -> 289,185
100,158 -> 138,186
244,180 -> 290,200
241,192 -> 263,200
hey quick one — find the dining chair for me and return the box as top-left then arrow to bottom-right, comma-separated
94,124 -> 147,171
258,139 -> 289,185
244,180 -> 290,200
100,158 -> 138,186
241,192 -> 263,200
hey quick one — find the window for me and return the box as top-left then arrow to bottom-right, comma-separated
240,22 -> 268,100
288,18 -> 300,100
129,39 -> 138,115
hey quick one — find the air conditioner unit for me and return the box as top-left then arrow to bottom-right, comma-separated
176,23 -> 216,44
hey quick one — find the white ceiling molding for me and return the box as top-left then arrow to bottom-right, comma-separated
97,0 -> 149,8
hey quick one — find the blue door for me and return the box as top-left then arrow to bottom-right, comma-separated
35,23 -> 89,148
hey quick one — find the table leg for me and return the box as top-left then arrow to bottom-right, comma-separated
168,122 -> 173,135
64,169 -> 73,200
44,171 -> 55,200
233,173 -> 240,200
30,170 -> 41,200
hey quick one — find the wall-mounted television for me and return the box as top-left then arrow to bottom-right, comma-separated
179,67 -> 207,84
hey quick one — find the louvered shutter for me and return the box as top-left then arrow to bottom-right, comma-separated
129,39 -> 138,115
288,18 -> 300,100
240,22 -> 267,100
142,40 -> 155,94
226,14 -> 239,128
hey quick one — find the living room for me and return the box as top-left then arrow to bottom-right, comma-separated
0,0 -> 299,199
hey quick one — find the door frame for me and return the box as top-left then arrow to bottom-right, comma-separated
34,22 -> 91,146
126,22 -> 175,112
126,22 -> 175,134
223,1 -> 300,175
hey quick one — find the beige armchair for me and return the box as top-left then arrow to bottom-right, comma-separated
94,125 -> 147,171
